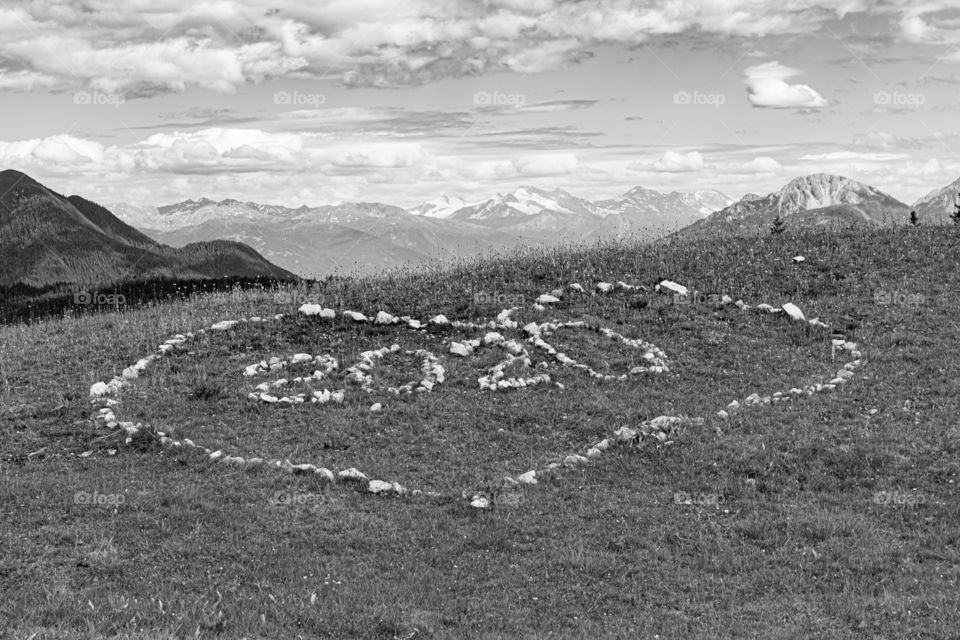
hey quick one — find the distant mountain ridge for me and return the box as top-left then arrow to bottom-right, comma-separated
111,184 -> 732,277
0,169 -> 296,288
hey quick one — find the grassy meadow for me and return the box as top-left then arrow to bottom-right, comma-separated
2,225 -> 959,639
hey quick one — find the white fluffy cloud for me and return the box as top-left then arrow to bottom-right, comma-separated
744,61 -> 827,109
648,151 -> 705,173
723,157 -> 783,174
0,1 -> 947,93
512,153 -> 578,176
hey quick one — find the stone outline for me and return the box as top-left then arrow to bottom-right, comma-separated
88,279 -> 863,507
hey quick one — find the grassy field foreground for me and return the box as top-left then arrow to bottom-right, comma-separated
2,227 -> 959,639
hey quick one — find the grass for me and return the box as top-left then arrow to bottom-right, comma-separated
2,225 -> 959,639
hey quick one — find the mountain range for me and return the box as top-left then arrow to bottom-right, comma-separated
0,169 -> 295,288
5,168 -> 960,289
109,186 -> 733,277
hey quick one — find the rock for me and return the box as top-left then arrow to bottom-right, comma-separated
744,393 -> 761,405
291,353 -> 313,364
450,342 -> 473,357
532,304 -> 546,311
209,450 -> 224,461
483,332 -> 505,345
470,495 -> 490,509
537,294 -> 560,304
717,409 -> 729,419
338,467 -> 368,483
89,382 -> 109,397
734,300 -> 748,310
586,447 -> 603,458
368,480 -> 394,494
569,283 -> 584,292
593,438 -> 611,451
430,314 -> 450,326
596,282 -> 614,293
370,403 -> 383,412
614,426 -> 638,442
299,304 -> 335,319
315,467 -> 335,482
343,311 -> 368,322
727,400 -> 741,411
210,320 -> 239,331
657,280 -> 688,296
374,311 -> 398,325
792,255 -> 805,264
517,470 -> 537,484
561,454 -> 587,468
781,303 -> 805,321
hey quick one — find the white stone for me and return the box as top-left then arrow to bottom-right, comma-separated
569,283 -> 584,292
658,280 -> 688,296
792,255 -> 805,263
450,342 -> 473,357
430,314 -> 450,326
370,403 -> 383,412
517,470 -> 538,484
210,320 -> 238,331
343,311 -> 368,322
368,480 -> 394,494
338,468 -> 368,482
717,410 -> 729,419
781,303 -> 805,321
89,382 -> 109,397
596,282 -> 614,293
470,495 -> 490,509
537,294 -> 560,304
375,311 -> 398,325
563,454 -> 589,467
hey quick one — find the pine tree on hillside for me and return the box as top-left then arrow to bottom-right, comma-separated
910,210 -> 919,226
770,212 -> 786,235
952,195 -> 960,226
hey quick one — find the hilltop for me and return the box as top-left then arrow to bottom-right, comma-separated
0,169 -> 296,288
2,224 -> 959,638
677,173 -> 912,236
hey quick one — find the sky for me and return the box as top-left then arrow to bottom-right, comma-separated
0,0 -> 959,209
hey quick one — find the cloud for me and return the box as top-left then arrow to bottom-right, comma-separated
639,150 -> 705,173
0,1 -> 937,93
0,68 -> 58,91
513,153 -> 578,176
801,151 -> 911,161
723,157 -> 783,174
744,61 -> 827,109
